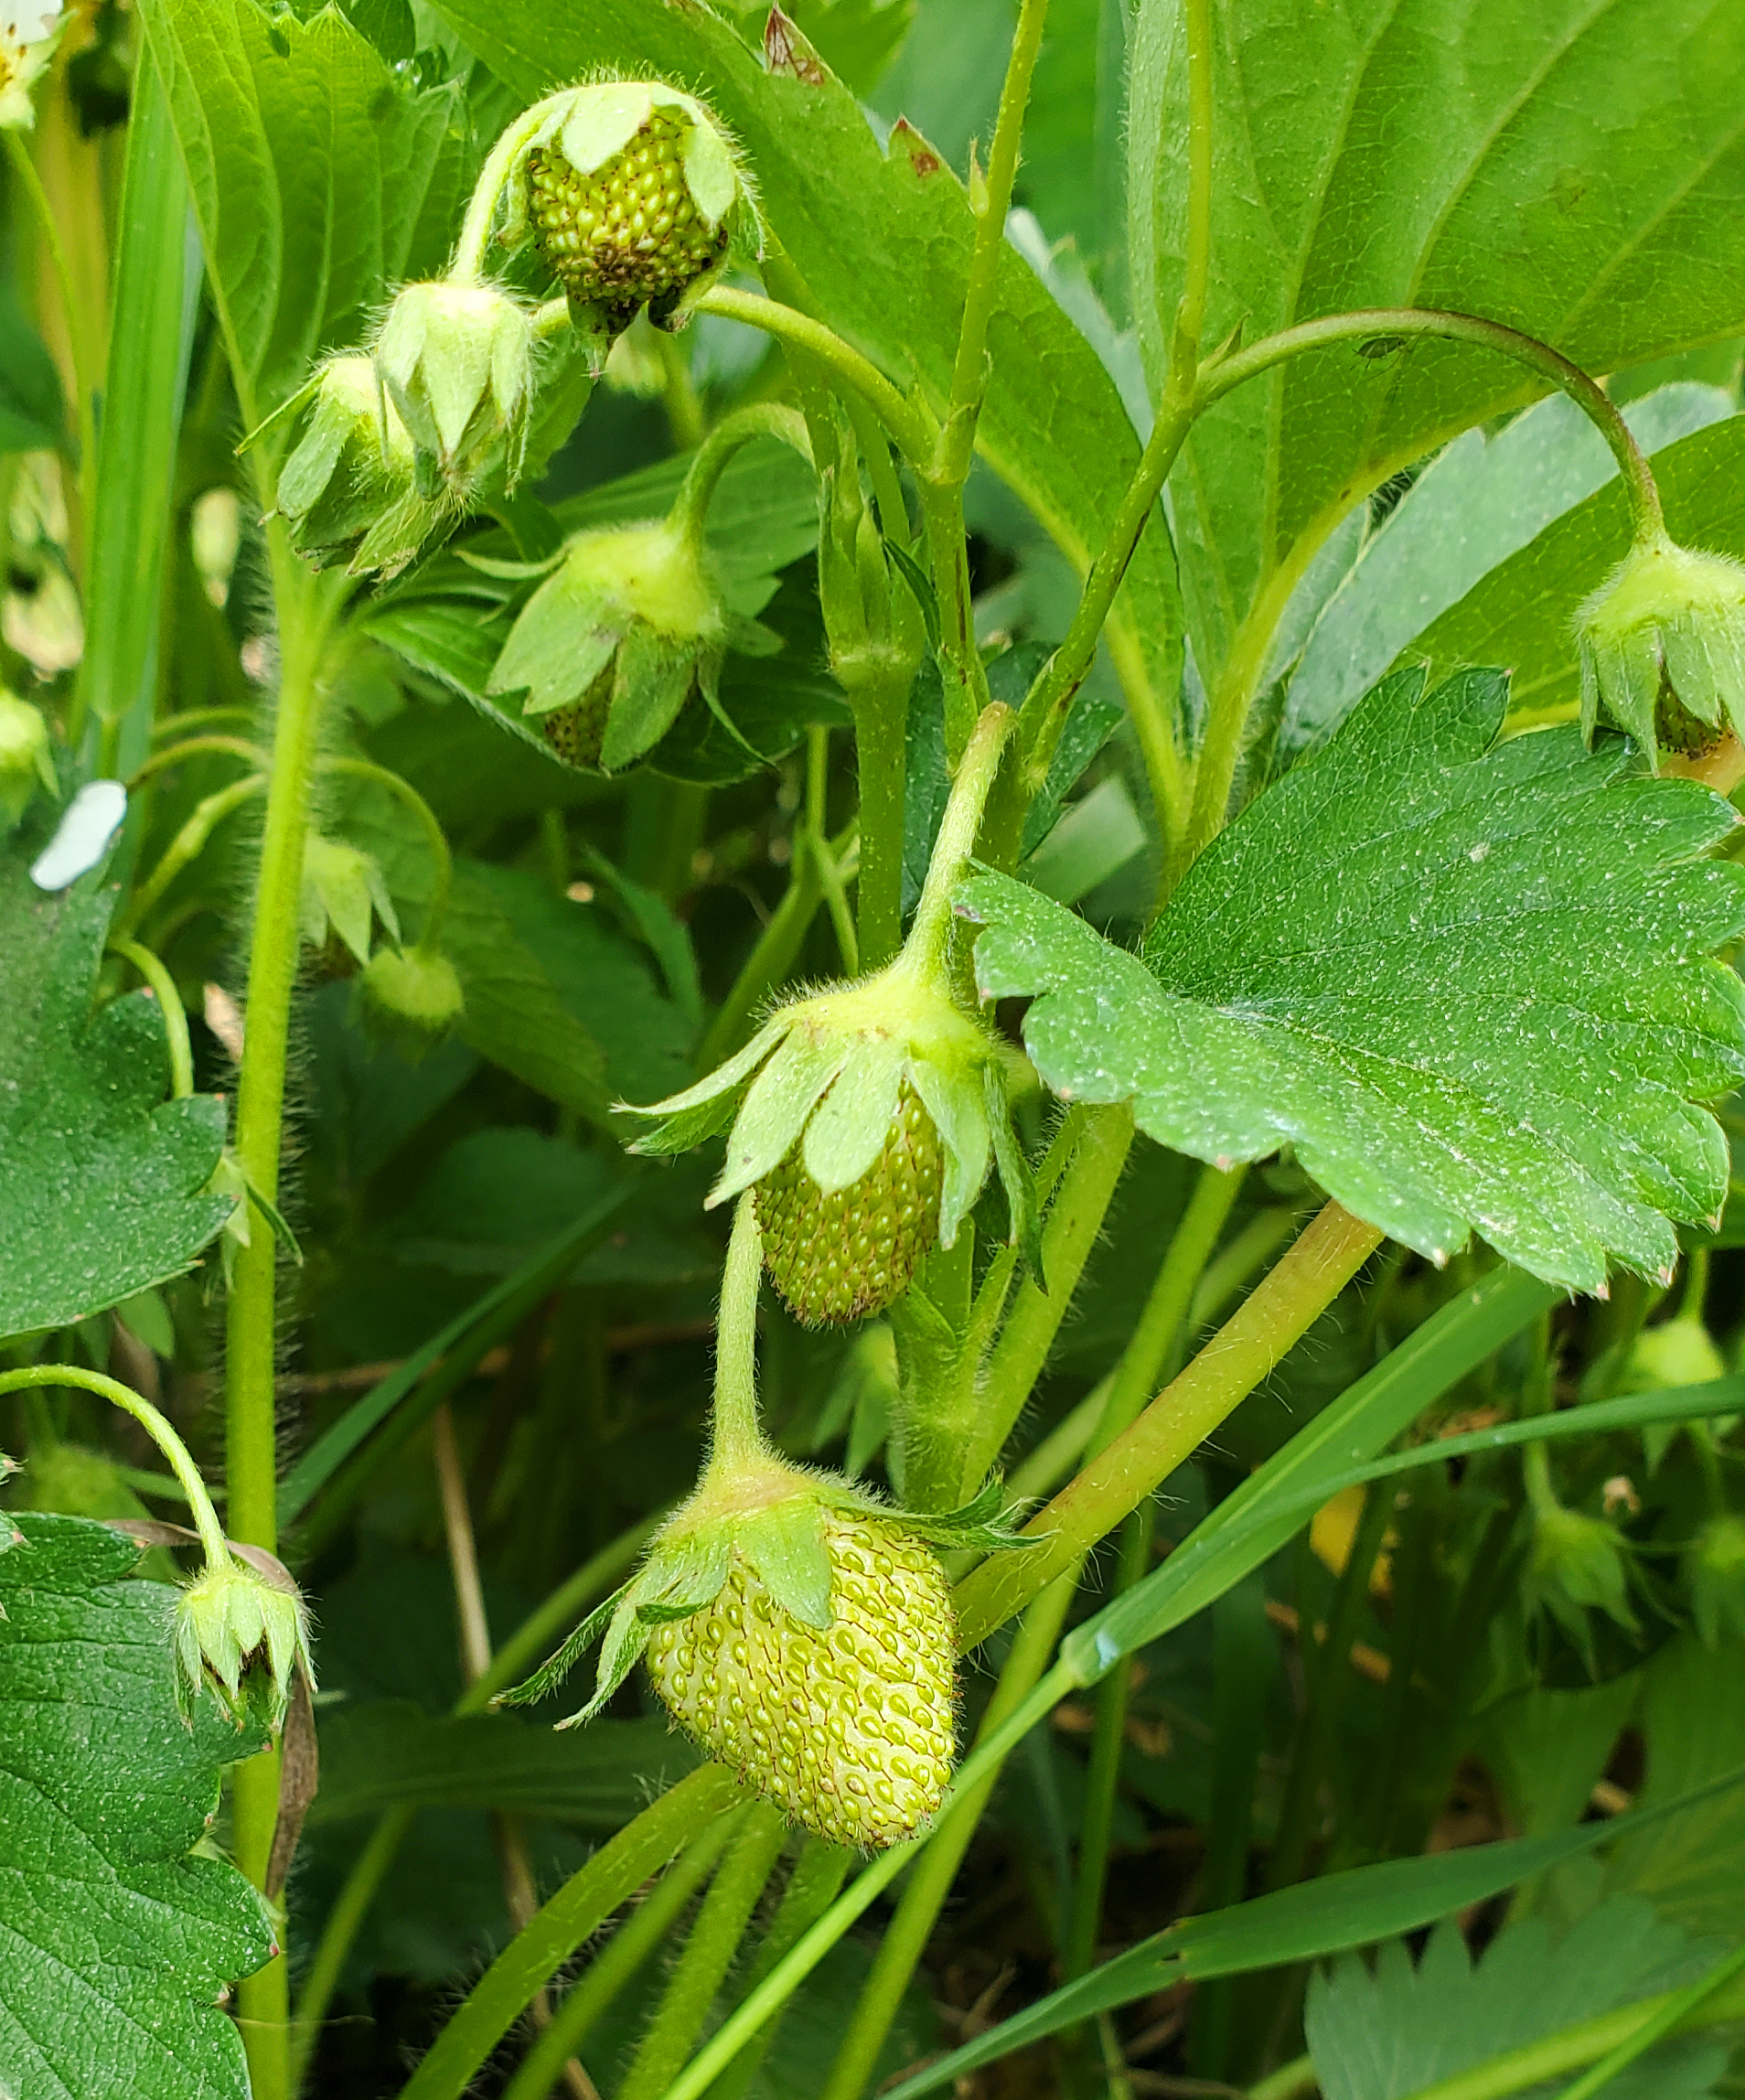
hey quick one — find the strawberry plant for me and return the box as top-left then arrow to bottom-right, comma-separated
6,2 -> 1745,2098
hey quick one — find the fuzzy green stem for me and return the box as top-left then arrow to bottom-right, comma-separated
449,100 -> 563,285
942,0 -> 1050,465
902,700 -> 1016,977
396,1764 -> 744,2100
316,755 -> 454,935
705,1198 -> 773,1481
106,937 -> 194,1098
5,131 -> 98,568
113,774 -> 267,938
707,1839 -> 854,2100
498,1819 -> 742,2100
290,1521 -> 658,2088
1174,0 -> 1215,374
807,726 -> 860,973
0,1366 -> 228,1567
225,542 -> 346,2100
819,1570 -> 1078,2100
692,285 -> 933,464
1183,307 -> 1664,864
128,735 -> 270,784
669,401 -> 812,555
1060,1164 -> 1245,1990
956,1201 -> 1385,1646
616,1803 -> 790,2100
965,1103 -> 1137,1487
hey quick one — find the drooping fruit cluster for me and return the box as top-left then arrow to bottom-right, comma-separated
757,1081 -> 946,1324
644,1507 -> 957,1848
527,104 -> 727,308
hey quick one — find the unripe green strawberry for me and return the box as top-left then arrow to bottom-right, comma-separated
500,80 -> 755,339
1577,532 -> 1745,768
644,1508 -> 957,1848
536,666 -> 614,769
359,943 -> 466,1061
528,107 -> 726,307
756,1080 -> 945,1324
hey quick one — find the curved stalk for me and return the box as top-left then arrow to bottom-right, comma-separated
691,285 -> 934,464
128,735 -> 269,785
669,401 -> 812,555
114,774 -> 268,938
106,937 -> 195,1099
902,700 -> 1016,978
0,1365 -> 228,1567
448,99 -> 566,285
316,755 -> 454,935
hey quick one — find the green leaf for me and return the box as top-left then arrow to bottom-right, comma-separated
0,1515 -> 273,2100
1130,0 -> 1745,691
1282,385 -> 1736,756
963,667 -> 1745,1292
875,1785 -> 1745,2100
0,841 -> 230,1341
1307,1899 -> 1727,2100
424,0 -> 1183,741
138,0 -> 461,414
74,61 -> 197,772
1407,413 -> 1745,730
0,288 -> 64,455
310,1702 -> 698,1827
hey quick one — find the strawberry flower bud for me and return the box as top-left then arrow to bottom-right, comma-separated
299,831 -> 398,967
174,1548 -> 314,1730
499,79 -> 756,339
0,686 -> 54,825
358,943 -> 466,1060
1576,534 -> 1745,768
373,281 -> 535,501
274,354 -> 438,577
1526,1500 -> 1639,1670
486,515 -> 775,775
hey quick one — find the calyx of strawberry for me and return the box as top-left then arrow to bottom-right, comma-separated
498,1201 -> 1029,1847
484,402 -> 802,776
371,281 -> 535,502
269,355 -> 438,576
625,704 -> 1034,1323
1577,531 -> 1745,768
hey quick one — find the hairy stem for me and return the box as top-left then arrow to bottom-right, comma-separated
704,1198 -> 771,1480
0,1366 -> 228,1567
669,400 -> 812,553
956,1202 -> 1385,1645
106,937 -> 195,1099
616,1804 -> 790,2100
904,700 -> 1016,978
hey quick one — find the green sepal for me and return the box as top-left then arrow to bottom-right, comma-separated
711,1028 -> 853,1206
602,628 -> 698,772
737,1496 -> 835,1630
620,1087 -> 744,1157
634,1527 -> 732,1622
888,1476 -> 1036,1554
487,569 -> 620,717
627,1013 -> 790,1124
802,1037 -> 905,1195
569,1585 -> 655,1726
985,1062 -> 1044,1283
909,1056 -> 992,1252
492,1582 -> 628,1709
694,649 -> 767,768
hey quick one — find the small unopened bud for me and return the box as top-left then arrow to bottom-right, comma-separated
359,943 -> 466,1060
0,687 -> 54,824
1528,1501 -> 1639,1667
300,832 -> 398,968
373,282 -> 534,500
276,355 -> 438,576
175,1550 -> 313,1729
1577,535 -> 1745,768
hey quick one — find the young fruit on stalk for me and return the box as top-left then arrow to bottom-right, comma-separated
176,1545 -> 314,1730
498,1205 -> 1025,1848
482,405 -> 802,775
1577,532 -> 1745,770
493,78 -> 758,361
625,706 -> 1031,1324
358,942 -> 466,1062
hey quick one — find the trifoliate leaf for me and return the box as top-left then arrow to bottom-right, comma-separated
0,1515 -> 273,2100
962,668 -> 1745,1293
0,836 -> 231,1340
1306,1897 -> 1728,2100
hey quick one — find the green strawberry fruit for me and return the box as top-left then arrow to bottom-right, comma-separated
528,103 -> 727,309
755,1080 -> 945,1324
644,1507 -> 957,1848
